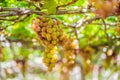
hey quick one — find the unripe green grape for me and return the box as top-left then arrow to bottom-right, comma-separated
52,27 -> 57,32
48,19 -> 54,26
47,53 -> 53,58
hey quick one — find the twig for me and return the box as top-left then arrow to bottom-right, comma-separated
57,0 -> 78,9
27,1 -> 41,10
101,19 -> 110,45
0,7 -> 91,18
13,14 -> 30,23
56,9 -> 91,15
63,17 -> 100,28
91,23 -> 117,26
74,26 -> 79,40
0,16 -> 20,21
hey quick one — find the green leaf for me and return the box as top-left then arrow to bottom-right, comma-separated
42,0 -> 57,14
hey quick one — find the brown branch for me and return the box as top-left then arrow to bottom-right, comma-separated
0,7 -> 91,18
101,19 -> 111,46
13,14 -> 30,23
91,23 -> 117,26
57,0 -> 78,9
63,17 -> 100,29
74,26 -> 79,40
0,7 -> 45,17
0,16 -> 20,21
82,17 -> 100,26
27,1 -> 41,10
56,9 -> 91,15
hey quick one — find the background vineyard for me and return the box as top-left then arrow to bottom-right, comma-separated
0,0 -> 120,80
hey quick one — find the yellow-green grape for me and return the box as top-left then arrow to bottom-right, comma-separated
51,32 -> 57,40
43,22 -> 48,27
48,19 -> 54,26
47,27 -> 52,33
46,33 -> 51,41
41,31 -> 46,38
42,27 -> 46,32
47,53 -> 53,58
49,44 -> 55,49
43,40 -> 50,46
52,40 -> 57,45
38,16 -> 47,22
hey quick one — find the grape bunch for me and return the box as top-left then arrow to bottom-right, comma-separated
32,16 -> 65,71
32,16 -> 77,71
62,38 -> 76,66
89,0 -> 118,18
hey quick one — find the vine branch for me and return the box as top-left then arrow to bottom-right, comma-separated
0,7 -> 91,21
57,0 -> 78,9
101,19 -> 110,45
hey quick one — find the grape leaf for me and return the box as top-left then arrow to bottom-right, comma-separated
42,0 -> 57,14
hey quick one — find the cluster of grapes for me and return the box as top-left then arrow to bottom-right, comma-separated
32,16 -> 65,71
62,38 -> 76,66
78,46 -> 94,74
89,0 -> 118,18
116,16 -> 120,36
32,16 -> 77,71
